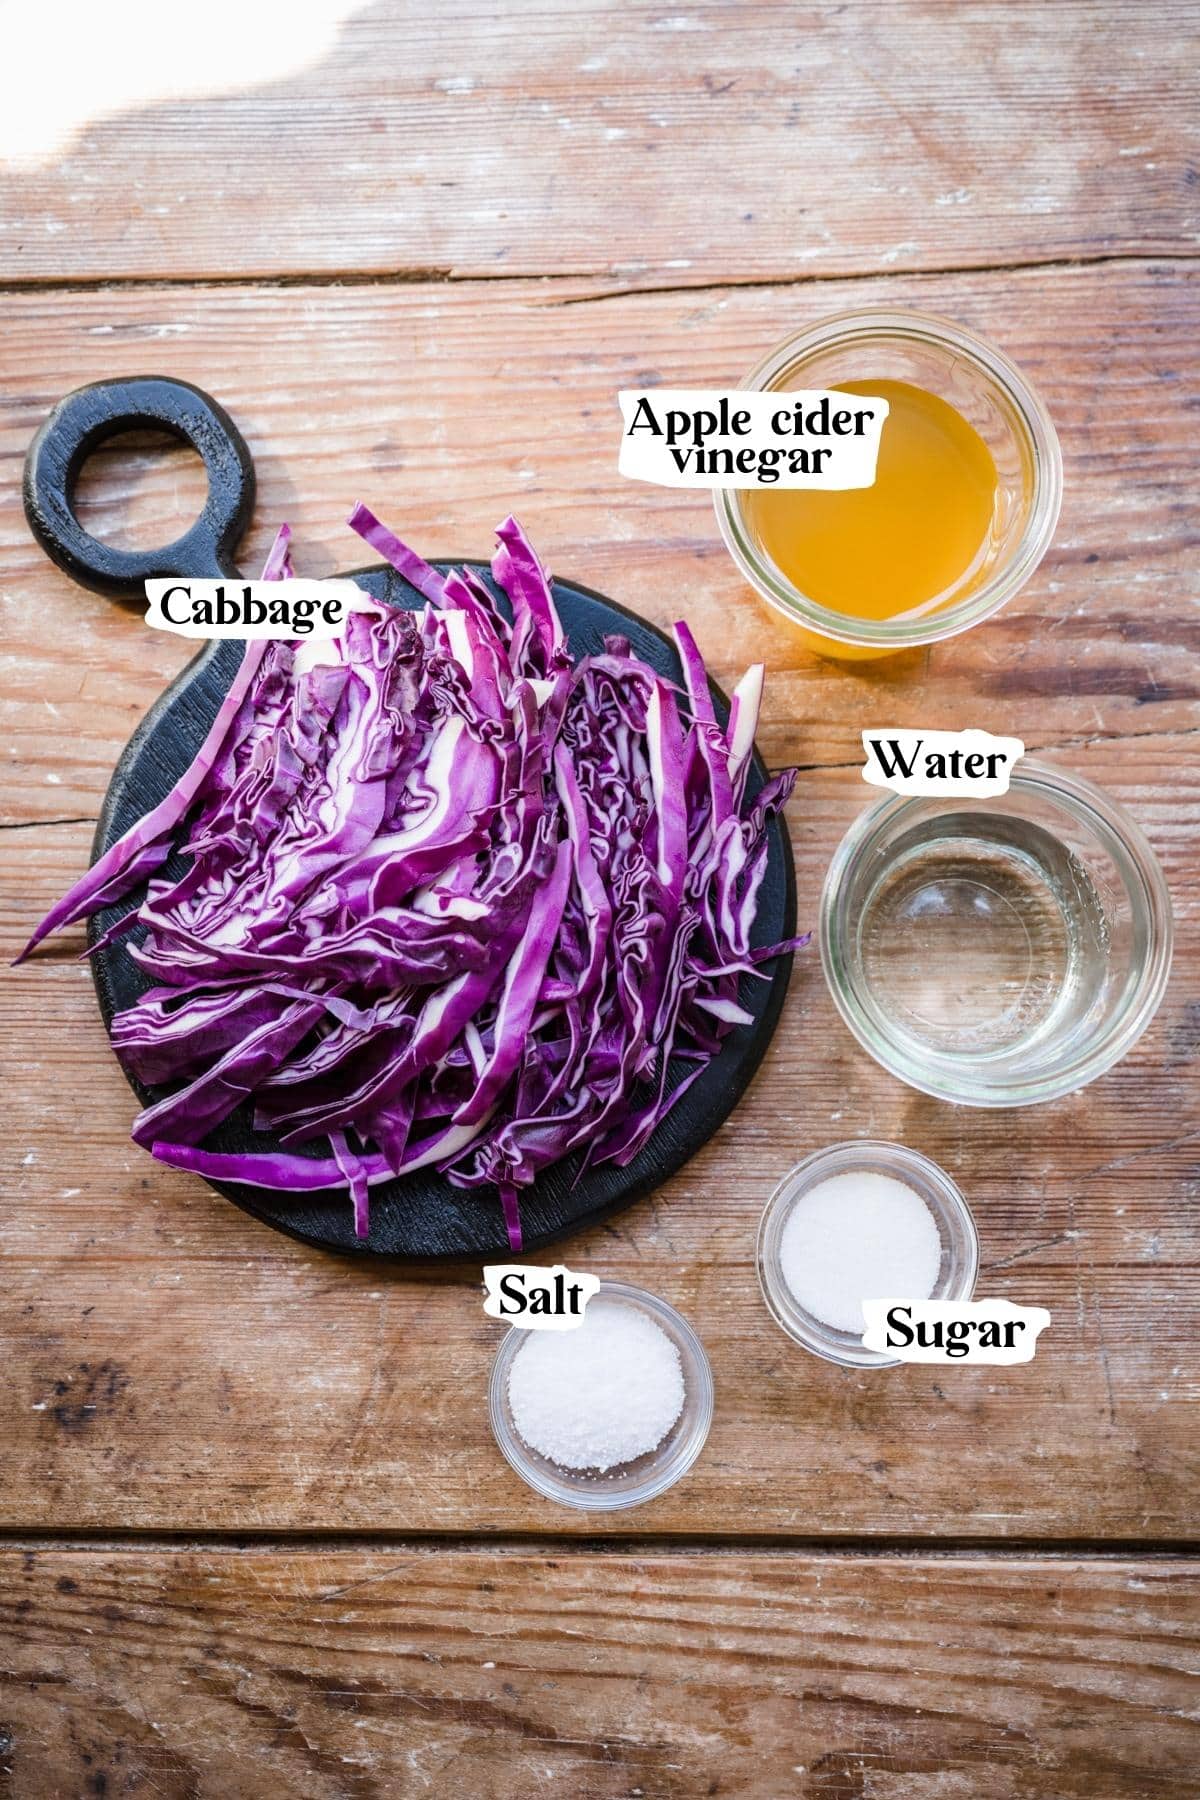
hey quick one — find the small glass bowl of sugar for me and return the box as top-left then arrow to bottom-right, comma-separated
488,1280 -> 714,1510
757,1141 -> 979,1368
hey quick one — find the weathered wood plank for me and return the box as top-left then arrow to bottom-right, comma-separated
1,257 -> 1197,1536
2,722 -> 1196,1537
1,259 -> 1196,827
0,1549 -> 1196,1796
1,1 -> 1195,283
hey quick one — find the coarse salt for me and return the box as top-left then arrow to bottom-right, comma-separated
780,1170 -> 942,1333
507,1299 -> 685,1472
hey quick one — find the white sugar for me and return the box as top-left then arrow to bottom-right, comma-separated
507,1299 -> 685,1472
779,1170 -> 942,1333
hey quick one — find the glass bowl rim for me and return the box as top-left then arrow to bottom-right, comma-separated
756,1138 -> 979,1368
713,307 -> 1063,648
487,1277 -> 714,1511
818,757 -> 1174,1107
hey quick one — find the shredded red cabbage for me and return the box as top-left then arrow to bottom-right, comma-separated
20,513 -> 805,1247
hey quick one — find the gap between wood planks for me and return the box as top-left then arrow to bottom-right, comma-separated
5,723 -> 1197,835
1,1530 -> 1198,1559
0,247 -> 1194,300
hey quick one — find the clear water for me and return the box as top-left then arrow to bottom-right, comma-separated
858,813 -> 1111,1063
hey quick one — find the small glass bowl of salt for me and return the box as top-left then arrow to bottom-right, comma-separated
757,1141 -> 979,1368
488,1280 -> 714,1510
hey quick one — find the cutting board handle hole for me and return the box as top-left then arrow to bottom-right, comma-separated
72,427 -> 210,555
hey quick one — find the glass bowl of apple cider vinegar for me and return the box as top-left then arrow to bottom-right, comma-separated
714,311 -> 1062,659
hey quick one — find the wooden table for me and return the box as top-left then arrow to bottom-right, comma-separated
2,4 -> 1197,1793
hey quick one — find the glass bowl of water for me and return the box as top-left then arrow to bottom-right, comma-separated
819,761 -> 1173,1106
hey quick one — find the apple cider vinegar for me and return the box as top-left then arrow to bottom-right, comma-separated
743,379 -> 999,624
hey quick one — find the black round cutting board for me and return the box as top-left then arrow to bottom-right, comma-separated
25,377 -> 798,1261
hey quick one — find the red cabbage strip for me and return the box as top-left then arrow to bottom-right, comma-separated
113,983 -> 315,1086
498,1184 -> 523,1251
363,1088 -> 417,1178
273,925 -> 528,1145
14,528 -> 295,964
673,620 -> 734,838
81,898 -> 148,958
25,510 -> 804,1251
151,1115 -> 488,1189
646,679 -> 689,899
454,838 -> 572,1130
330,1130 -> 371,1239
261,523 -> 294,582
347,502 -> 447,606
14,638 -> 269,963
725,663 -> 764,807
552,745 -> 611,1001
439,568 -> 511,665
493,515 -> 565,675
130,998 -> 326,1148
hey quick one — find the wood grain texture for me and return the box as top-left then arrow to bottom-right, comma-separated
4,3 -> 1199,1778
1,256 -> 1197,1536
0,1549 -> 1197,1797
2,759 -> 1196,1537
1,0 -> 1196,284
1,259 -> 1196,826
